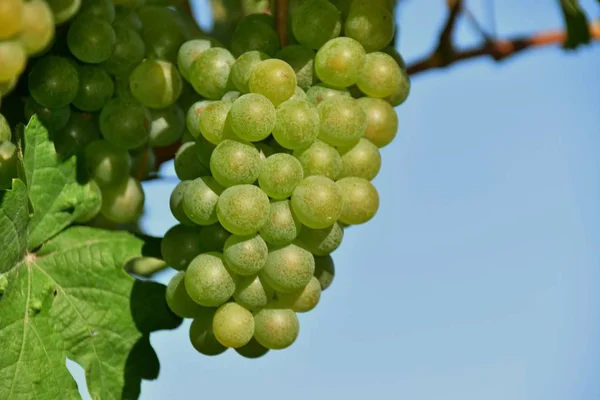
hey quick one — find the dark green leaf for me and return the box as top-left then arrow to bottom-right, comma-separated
559,0 -> 591,49
0,179 -> 29,273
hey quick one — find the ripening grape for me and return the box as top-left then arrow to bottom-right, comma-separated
130,146 -> 156,180
170,181 -> 194,225
248,59 -> 297,107
189,47 -> 235,99
199,223 -> 231,252
24,98 -> 71,133
67,16 -> 116,63
72,65 -> 114,112
229,94 -> 276,142
223,234 -> 268,276
0,41 -> 26,83
0,141 -> 18,190
292,139 -> 342,180
235,337 -> 269,359
46,0 -> 81,25
306,83 -> 351,105
275,45 -> 318,90
0,115 -> 10,142
210,140 -> 261,187
113,7 -> 143,31
314,255 -> 335,291
182,176 -> 224,226
298,223 -> 344,256
166,271 -> 203,318
0,0 -> 23,40
212,302 -> 255,348
253,308 -> 299,350
259,200 -> 302,246
85,140 -> 131,188
272,99 -> 319,150
277,276 -> 321,313
291,176 -> 343,229
260,243 -> 315,293
231,51 -> 270,94
161,224 -> 204,270
338,137 -> 382,180
357,97 -> 398,148
357,52 -> 404,99
231,16 -> 280,57
186,100 -> 213,139
129,59 -> 183,109
318,97 -> 366,146
189,307 -> 227,356
28,56 -> 79,108
233,275 -> 273,311
185,252 -> 236,307
79,0 -> 114,21
315,37 -> 366,88
197,101 -> 234,145
385,68 -> 411,106
345,2 -> 395,52
99,97 -> 150,150
101,25 -> 145,76
258,154 -> 304,200
20,0 -> 55,56
148,105 -> 185,147
216,184 -> 270,235
292,0 -> 341,50
174,142 -> 210,180
337,177 -> 380,225
100,176 -> 145,223
177,39 -> 213,81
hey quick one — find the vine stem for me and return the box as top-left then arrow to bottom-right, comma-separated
274,0 -> 289,47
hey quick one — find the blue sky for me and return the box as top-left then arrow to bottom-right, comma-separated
69,0 -> 600,398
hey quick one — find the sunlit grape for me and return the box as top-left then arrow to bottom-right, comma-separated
229,94 -> 276,142
189,47 -> 235,99
291,176 -> 343,229
182,176 -> 224,226
277,276 -> 321,313
0,41 -> 25,82
100,176 -> 144,223
233,275 -> 273,311
318,97 -> 366,146
185,252 -> 236,307
223,234 -> 268,276
222,90 -> 241,103
292,139 -> 342,180
217,184 -> 270,235
166,271 -> 203,318
210,140 -> 261,187
170,181 -> 194,226
272,99 -> 319,150
260,243 -> 315,293
186,100 -> 213,139
213,302 -> 255,348
315,37 -> 365,88
357,97 -> 398,148
129,59 -> 183,109
248,59 -> 296,106
337,177 -> 380,225
177,39 -> 213,81
306,83 -> 350,105
298,222 -> 344,256
385,68 -> 411,106
338,138 -> 381,180
253,308 -> 299,350
290,86 -> 309,102
0,0 -> 24,40
292,0 -> 341,49
259,200 -> 302,246
275,45 -> 318,90
20,0 -> 55,56
258,154 -> 304,200
357,52 -> 404,99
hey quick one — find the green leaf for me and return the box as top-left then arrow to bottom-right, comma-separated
559,0 -> 591,49
0,227 -> 182,400
23,116 -> 100,250
0,179 -> 29,273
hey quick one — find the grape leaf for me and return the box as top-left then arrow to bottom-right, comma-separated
559,0 -> 591,49
23,116 -> 101,250
0,179 -> 29,273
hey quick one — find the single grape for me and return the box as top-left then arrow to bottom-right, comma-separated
148,105 -> 185,147
338,138 -> 381,180
292,139 -> 342,180
313,255 -> 335,290
199,223 -> 231,252
357,97 -> 398,148
290,86 -> 309,102
46,0 -> 82,25
130,59 -> 183,109
0,0 -> 23,40
210,140 -> 261,187
186,100 -> 213,139
174,142 -> 210,180
292,0 -> 341,49
222,91 -> 241,103
337,177 -> 380,225
258,154 -> 304,200
213,302 -> 255,348
72,65 -> 114,112
259,200 -> 302,246
170,181 -> 194,225
0,115 -> 10,142
277,276 -> 321,313
318,97 -> 366,146
0,141 -> 18,190
248,59 -> 296,107
67,16 -> 116,63
383,45 -> 407,70
315,37 -> 365,88
185,252 -> 236,307
189,307 -> 227,356
101,25 -> 145,76
291,176 -> 343,229
177,39 -> 213,81
357,52 -> 404,99
100,97 -> 150,150
182,176 -> 224,226
253,308 -> 299,350
85,139 -> 131,188
385,68 -> 411,106
129,146 -> 156,180
233,275 -> 273,311
28,56 -> 79,108
306,83 -> 350,105
345,2 -> 394,52
24,98 -> 71,133
161,224 -> 204,271
231,51 -> 270,94
229,94 -> 276,142
54,112 -> 100,156
166,271 -> 203,318
100,176 -> 144,223
189,47 -> 235,99
275,45 -> 317,90
272,99 -> 319,150
231,17 -> 280,57
112,7 -> 142,31
79,0 -> 114,21
260,243 -> 315,293
217,184 -> 270,235
235,337 -> 269,359
138,5 -> 190,63
223,234 -> 268,276
0,40 -> 25,83
297,222 -> 344,257
199,101 -> 234,145
20,0 -> 55,56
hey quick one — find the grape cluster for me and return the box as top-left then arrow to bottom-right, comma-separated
165,0 -> 409,358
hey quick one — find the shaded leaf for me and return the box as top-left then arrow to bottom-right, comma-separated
559,0 -> 591,49
0,179 -> 29,273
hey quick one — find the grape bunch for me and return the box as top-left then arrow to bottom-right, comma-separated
164,0 -> 409,358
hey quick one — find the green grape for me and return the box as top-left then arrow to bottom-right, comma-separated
298,222 -> 344,256
231,51 -> 270,93
222,91 -> 241,103
253,308 -> 299,350
189,47 -> 235,100
185,252 -> 236,307
148,104 -> 185,147
241,13 -> 275,26
182,176 -> 224,226
67,16 -> 116,63
290,86 -> 308,102
272,99 -> 319,150
100,97 -> 150,150
129,146 -> 156,180
357,52 -> 404,98
174,142 -> 210,180
229,94 -> 276,142
314,255 -> 335,290
330,0 -> 352,20
181,129 -> 194,144
383,45 -> 407,70
24,98 -> 71,133
47,0 -> 82,25
318,97 -> 366,146
258,154 -> 303,200
385,68 -> 411,106
338,137 -> 381,180
101,25 -> 145,76
292,139 -> 342,180
277,276 -> 321,313
345,2 -> 394,52
357,97 -> 398,148
0,141 -> 18,190
337,177 -> 379,225
0,115 -> 10,142
161,224 -> 204,271
233,275 -> 273,311
85,140 -> 131,188
113,7 -> 143,31
292,0 -> 341,49
177,39 -> 212,81
189,307 -> 227,356
235,337 -> 269,359
74,180 -> 102,223
139,5 -> 190,62
28,56 -> 79,108
186,100 -> 213,139
210,140 -> 261,187
54,112 -> 100,156
79,0 -> 115,21
20,0 -> 55,56
0,77 -> 17,97
223,234 -> 268,276
260,243 -> 315,293
100,176 -> 144,223
199,223 -> 231,252
72,65 -> 114,112
198,101 -> 234,145
275,45 -> 317,91
0,41 -> 26,83
195,134 -> 216,168
216,184 -> 270,235
170,181 -> 194,225
291,176 -> 342,229
306,83 -> 350,105
166,271 -> 203,318
130,59 -> 183,109
231,17 -> 280,57
248,59 -> 297,106
0,0 -> 23,40
259,200 -> 302,246
213,302 -> 255,348
315,37 -> 365,88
